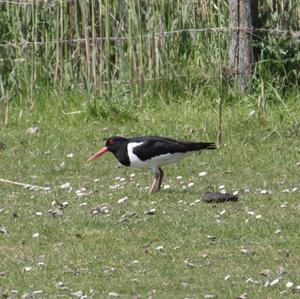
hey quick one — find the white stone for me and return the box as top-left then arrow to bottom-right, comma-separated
118,197 -> 128,204
156,245 -> 164,251
60,182 -> 72,190
198,172 -> 207,177
286,281 -> 294,288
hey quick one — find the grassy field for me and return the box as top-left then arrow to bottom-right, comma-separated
1,94 -> 300,298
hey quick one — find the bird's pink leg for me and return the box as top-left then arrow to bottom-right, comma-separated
157,167 -> 164,191
149,167 -> 164,194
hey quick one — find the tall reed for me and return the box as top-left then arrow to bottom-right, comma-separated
0,0 -> 299,119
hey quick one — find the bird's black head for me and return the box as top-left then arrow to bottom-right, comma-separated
104,136 -> 129,150
87,136 -> 128,162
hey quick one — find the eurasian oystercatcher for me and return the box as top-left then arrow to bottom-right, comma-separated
88,136 -> 215,193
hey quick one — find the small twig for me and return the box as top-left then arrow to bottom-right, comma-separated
0,178 -> 50,191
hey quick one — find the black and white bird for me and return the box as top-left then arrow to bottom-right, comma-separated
88,136 -> 215,193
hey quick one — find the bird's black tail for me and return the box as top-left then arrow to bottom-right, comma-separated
185,142 -> 216,151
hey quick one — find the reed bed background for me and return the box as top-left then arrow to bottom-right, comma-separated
0,0 -> 300,118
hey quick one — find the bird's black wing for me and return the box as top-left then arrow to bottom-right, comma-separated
131,136 -> 215,161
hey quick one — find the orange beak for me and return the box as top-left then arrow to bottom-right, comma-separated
87,146 -> 108,162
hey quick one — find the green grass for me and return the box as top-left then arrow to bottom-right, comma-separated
1,94 -> 300,298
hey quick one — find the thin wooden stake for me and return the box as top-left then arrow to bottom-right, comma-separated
216,97 -> 223,148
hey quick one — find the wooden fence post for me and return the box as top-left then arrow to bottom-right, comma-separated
228,0 -> 253,92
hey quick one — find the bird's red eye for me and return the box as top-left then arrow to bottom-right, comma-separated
107,139 -> 115,145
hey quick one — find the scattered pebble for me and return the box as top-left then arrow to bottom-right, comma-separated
163,184 -> 170,190
32,232 -> 40,238
277,249 -> 290,257
198,171 -> 207,177
245,208 -> 255,216
70,290 -> 84,298
94,178 -> 100,182
120,212 -> 136,223
187,182 -> 194,188
219,185 -> 225,189
277,265 -> 287,276
184,258 -> 195,267
37,262 -> 45,267
245,277 -> 259,284
280,202 -> 288,208
35,212 -> 43,216
282,188 -> 290,193
263,279 -> 272,288
79,203 -> 87,208
144,208 -> 156,215
91,205 -> 109,215
270,278 -> 281,286
32,290 -> 43,296
55,281 -> 67,290
233,190 -> 239,196
23,266 -> 32,272
66,153 -> 74,158
76,188 -> 90,197
181,282 -> 189,288
176,176 -> 183,180
204,295 -> 216,299
240,247 -> 254,255
260,189 -> 272,195
48,208 -> 64,217
129,173 -> 136,178
117,197 -> 128,204
259,269 -> 272,277
255,214 -> 262,219
286,281 -> 294,288
108,292 -> 120,297
199,252 -> 208,258
156,245 -> 164,251
275,229 -> 282,234
207,235 -> 216,241
60,182 -> 72,191
224,275 -> 230,281
110,184 -> 121,190
0,227 -> 8,235
292,285 -> 300,293
238,292 -> 248,299
27,127 -> 40,134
